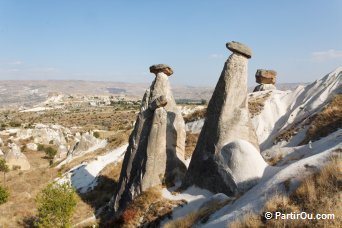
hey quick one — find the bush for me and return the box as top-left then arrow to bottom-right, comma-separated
12,165 -> 21,171
0,185 -> 9,204
0,158 -> 9,185
37,144 -> 45,151
93,132 -> 100,138
44,147 -> 57,160
9,121 -> 21,127
35,183 -> 78,228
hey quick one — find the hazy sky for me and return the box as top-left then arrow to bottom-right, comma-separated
0,0 -> 341,86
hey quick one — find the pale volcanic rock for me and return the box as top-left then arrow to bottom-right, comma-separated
255,69 -> 277,85
253,84 -> 276,92
70,132 -> 106,156
226,41 -> 252,59
149,64 -> 174,76
72,132 -> 98,156
5,143 -> 30,170
149,95 -> 167,110
110,64 -> 186,214
219,140 -> 267,191
26,143 -> 38,151
182,41 -> 260,196
16,124 -> 68,146
55,144 -> 68,162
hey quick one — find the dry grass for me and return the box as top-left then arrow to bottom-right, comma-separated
109,186 -> 163,227
164,198 -> 232,228
80,160 -> 123,210
104,185 -> 187,228
185,133 -> 199,160
274,126 -> 299,144
0,106 -> 137,132
275,94 -> 342,145
0,104 -> 138,227
0,140 -> 128,227
230,155 -> 342,227
139,199 -> 186,227
301,94 -> 342,144
183,108 -> 207,123
0,150 -> 59,227
248,92 -> 271,118
0,149 -> 97,227
267,153 -> 284,166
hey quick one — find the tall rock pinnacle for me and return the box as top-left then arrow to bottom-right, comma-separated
182,41 -> 263,195
109,64 -> 187,213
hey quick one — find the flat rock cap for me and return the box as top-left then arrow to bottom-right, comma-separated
149,64 -> 174,76
255,69 -> 277,78
226,41 -> 252,59
255,69 -> 277,84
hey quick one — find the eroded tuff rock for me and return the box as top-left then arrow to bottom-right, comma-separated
5,143 -> 30,170
16,124 -> 70,145
26,143 -> 38,151
110,64 -> 186,213
226,41 -> 252,59
54,144 -> 68,162
253,69 -> 277,92
182,41 -> 261,196
71,132 -> 104,156
219,140 -> 267,192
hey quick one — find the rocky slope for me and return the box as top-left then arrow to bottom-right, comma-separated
52,62 -> 341,228
176,67 -> 341,227
0,65 -> 340,227
51,47 -> 339,227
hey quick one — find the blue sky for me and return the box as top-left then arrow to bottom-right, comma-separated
0,0 -> 341,86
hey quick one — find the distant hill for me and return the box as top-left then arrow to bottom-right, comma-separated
0,80 -> 305,108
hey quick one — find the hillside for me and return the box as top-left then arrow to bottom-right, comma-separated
0,67 -> 340,227
0,80 -> 305,109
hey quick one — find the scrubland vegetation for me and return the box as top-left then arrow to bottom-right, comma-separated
0,102 -> 137,227
35,183 -> 78,228
230,154 -> 342,228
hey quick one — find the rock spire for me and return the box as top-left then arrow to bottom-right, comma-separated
110,64 -> 187,213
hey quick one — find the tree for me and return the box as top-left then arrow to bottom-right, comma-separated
0,158 -> 9,185
44,147 -> 57,165
201,99 -> 208,105
35,183 -> 78,228
37,144 -> 45,151
0,185 -> 9,205
93,132 -> 100,138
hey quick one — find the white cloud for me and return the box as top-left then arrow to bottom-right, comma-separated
311,49 -> 342,62
208,54 -> 224,59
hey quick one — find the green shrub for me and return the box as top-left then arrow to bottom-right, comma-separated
21,144 -> 27,152
44,147 -> 57,160
93,132 -> 100,138
35,183 -> 78,228
0,159 -> 9,185
9,121 -> 21,127
37,144 -> 45,151
0,185 -> 9,204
